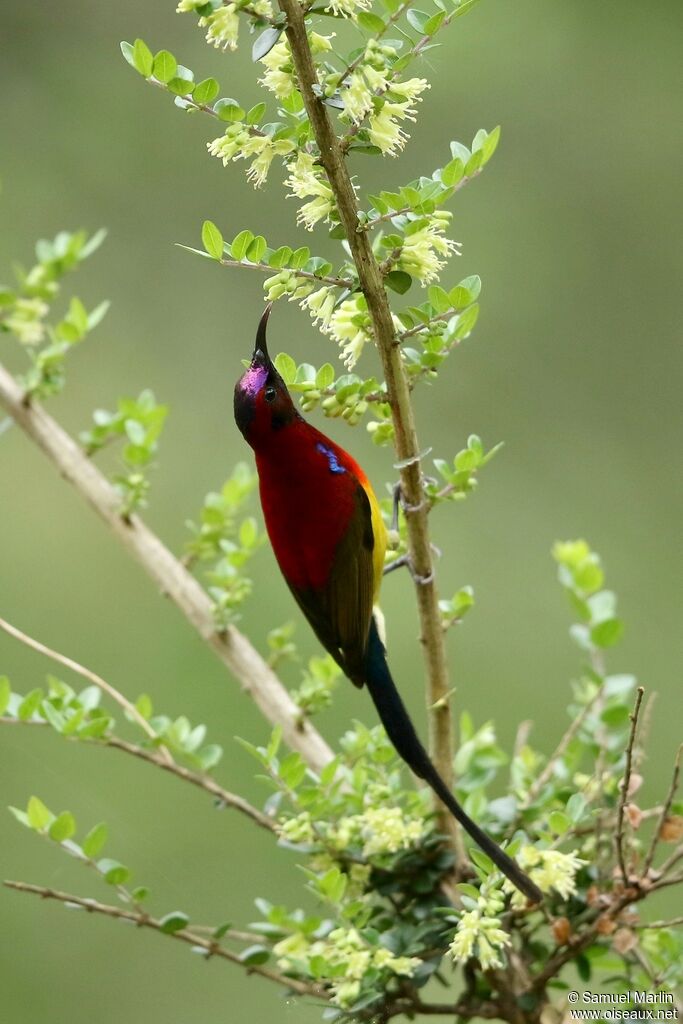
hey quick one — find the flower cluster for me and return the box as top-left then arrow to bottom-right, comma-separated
503,846 -> 587,907
207,126 -> 294,187
259,38 -> 296,99
398,211 -> 460,284
3,297 -> 49,346
200,4 -> 240,51
328,804 -> 426,857
368,79 -> 430,155
285,152 -> 336,231
327,294 -> 373,368
273,925 -> 420,1008
449,907 -> 512,970
325,0 -> 372,20
337,40 -> 403,123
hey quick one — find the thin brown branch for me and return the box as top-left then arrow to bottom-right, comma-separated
634,916 -> 683,929
3,880 -> 324,998
641,744 -> 681,878
656,843 -> 683,878
278,0 -> 459,855
218,255 -> 353,289
0,714 -> 276,831
615,686 -> 645,883
0,362 -> 334,774
520,681 -> 606,811
106,736 -> 276,831
0,613 -> 173,765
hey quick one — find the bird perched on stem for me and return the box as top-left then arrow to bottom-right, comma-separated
234,305 -> 542,904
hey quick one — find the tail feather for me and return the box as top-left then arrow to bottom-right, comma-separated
364,618 -> 542,904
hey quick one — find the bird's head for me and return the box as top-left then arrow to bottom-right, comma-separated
234,304 -> 300,447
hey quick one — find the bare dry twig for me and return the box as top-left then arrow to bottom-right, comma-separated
615,687 -> 644,883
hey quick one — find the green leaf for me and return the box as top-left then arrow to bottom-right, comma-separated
316,363 -> 335,388
424,10 -> 446,34
246,102 -> 267,125
406,9 -> 430,32
167,76 -> 195,97
49,811 -> 76,842
18,688 -> 43,721
385,270 -> 412,295
8,806 -> 30,827
159,911 -> 189,934
453,0 -> 482,18
153,50 -> 177,84
0,675 -> 10,716
27,796 -> 53,831
252,27 -> 282,62
246,235 -> 267,263
132,39 -> 154,78
202,220 -> 224,260
83,822 -> 108,858
274,352 -> 297,384
591,618 -> 624,648
214,98 -> 245,122
193,77 -> 220,104
358,11 -> 386,33
231,230 -> 254,261
240,944 -> 271,965
120,41 -> 136,69
98,859 -> 131,885
548,810 -> 570,836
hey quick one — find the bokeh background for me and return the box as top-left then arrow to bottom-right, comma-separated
1,2 -> 681,1021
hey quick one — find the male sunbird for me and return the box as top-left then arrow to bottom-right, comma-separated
234,306 -> 542,904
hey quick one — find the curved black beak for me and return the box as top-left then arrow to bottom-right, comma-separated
251,303 -> 273,369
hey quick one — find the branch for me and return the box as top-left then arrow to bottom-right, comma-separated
0,713 -> 275,832
615,686 -> 644,883
3,880 -> 325,998
218,256 -> 353,289
0,614 -> 174,765
0,362 -> 334,774
519,680 -> 606,811
641,743 -> 681,878
278,0 -> 459,854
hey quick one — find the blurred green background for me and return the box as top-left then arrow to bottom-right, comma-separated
1,2 -> 681,1021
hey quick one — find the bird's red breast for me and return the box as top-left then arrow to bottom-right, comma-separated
256,420 -> 371,592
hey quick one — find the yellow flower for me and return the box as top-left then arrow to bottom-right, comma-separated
201,5 -> 240,51
325,0 -> 371,19
449,909 -> 511,969
259,39 -> 296,99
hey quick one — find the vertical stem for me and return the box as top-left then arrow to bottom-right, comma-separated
278,0 -> 460,853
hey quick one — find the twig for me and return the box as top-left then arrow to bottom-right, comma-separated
0,362 -> 334,774
0,614 -> 173,766
641,744 -> 681,878
218,256 -> 353,289
656,843 -> 683,878
277,0 -> 460,856
0,715 -> 276,831
615,687 -> 645,884
335,0 -> 411,87
106,736 -> 276,831
520,681 -> 606,810
634,916 -> 683,929
3,880 -> 325,998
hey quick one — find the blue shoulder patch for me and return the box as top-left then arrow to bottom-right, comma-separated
316,442 -> 346,474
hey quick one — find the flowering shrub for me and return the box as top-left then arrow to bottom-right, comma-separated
2,1 -> 682,1022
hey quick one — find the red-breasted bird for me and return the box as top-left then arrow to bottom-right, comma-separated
234,306 -> 542,904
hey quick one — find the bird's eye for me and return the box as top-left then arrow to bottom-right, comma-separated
264,385 -> 277,403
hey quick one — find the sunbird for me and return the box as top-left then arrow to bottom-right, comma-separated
234,306 -> 542,903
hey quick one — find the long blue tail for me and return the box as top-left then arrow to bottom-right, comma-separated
363,617 -> 542,903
